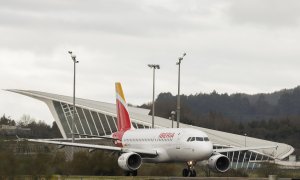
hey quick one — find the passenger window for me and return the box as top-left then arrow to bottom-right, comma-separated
187,137 -> 191,142
196,137 -> 203,141
204,137 -> 209,141
191,137 -> 195,141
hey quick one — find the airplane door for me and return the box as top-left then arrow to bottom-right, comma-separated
174,132 -> 182,160
175,132 -> 181,150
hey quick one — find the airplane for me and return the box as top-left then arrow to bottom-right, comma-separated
25,82 -> 276,177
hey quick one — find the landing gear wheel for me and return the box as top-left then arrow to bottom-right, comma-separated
124,170 -> 138,176
124,171 -> 130,176
182,161 -> 197,177
182,168 -> 189,177
132,170 -> 138,176
191,169 -> 196,177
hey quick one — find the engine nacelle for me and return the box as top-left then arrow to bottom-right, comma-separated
118,152 -> 142,171
208,154 -> 230,173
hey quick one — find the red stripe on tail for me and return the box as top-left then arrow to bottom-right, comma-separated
116,99 -> 132,131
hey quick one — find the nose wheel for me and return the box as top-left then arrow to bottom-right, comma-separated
182,161 -> 196,177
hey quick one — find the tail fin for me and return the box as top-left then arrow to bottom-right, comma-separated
115,82 -> 133,132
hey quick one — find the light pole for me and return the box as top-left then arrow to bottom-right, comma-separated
244,133 -> 247,147
148,64 -> 160,128
176,52 -> 186,128
68,51 -> 79,158
171,111 -> 176,128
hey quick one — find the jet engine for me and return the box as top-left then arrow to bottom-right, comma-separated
118,152 -> 142,171
208,154 -> 230,173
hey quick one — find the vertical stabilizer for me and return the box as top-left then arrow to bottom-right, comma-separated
115,82 -> 133,132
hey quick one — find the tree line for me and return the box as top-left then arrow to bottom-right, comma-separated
0,114 -> 61,139
142,86 -> 300,122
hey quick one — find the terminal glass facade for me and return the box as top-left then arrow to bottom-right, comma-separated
53,101 -> 152,138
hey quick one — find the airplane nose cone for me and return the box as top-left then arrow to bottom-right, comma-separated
193,142 -> 213,161
200,142 -> 213,159
206,142 -> 213,155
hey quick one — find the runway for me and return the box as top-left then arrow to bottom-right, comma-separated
50,175 -> 294,180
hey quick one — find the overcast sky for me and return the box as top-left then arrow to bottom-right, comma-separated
1,0 -> 300,124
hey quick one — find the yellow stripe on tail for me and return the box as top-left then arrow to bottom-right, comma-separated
115,82 -> 126,103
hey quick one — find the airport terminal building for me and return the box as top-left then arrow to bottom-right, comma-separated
8,89 -> 296,170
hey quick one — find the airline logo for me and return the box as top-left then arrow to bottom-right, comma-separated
115,82 -> 132,132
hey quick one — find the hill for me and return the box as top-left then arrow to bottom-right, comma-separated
140,86 -> 300,122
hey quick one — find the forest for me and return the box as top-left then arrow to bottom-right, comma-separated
0,114 -> 61,139
142,86 -> 300,122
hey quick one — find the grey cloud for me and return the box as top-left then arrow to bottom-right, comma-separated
0,0 -> 221,38
227,0 -> 300,27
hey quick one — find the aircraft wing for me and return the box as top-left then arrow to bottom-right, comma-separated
71,133 -> 118,140
27,139 -> 158,156
213,145 -> 277,153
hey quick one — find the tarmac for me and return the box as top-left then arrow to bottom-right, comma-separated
8,175 -> 300,180
50,176 -> 299,180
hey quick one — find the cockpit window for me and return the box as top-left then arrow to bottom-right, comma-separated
196,137 -> 203,141
187,137 -> 209,142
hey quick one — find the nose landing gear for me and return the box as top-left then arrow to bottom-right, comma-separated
182,161 -> 196,177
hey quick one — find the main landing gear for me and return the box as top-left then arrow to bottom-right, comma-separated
182,161 -> 196,177
125,170 -> 137,176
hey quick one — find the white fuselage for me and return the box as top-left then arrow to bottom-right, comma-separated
121,128 -> 213,163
